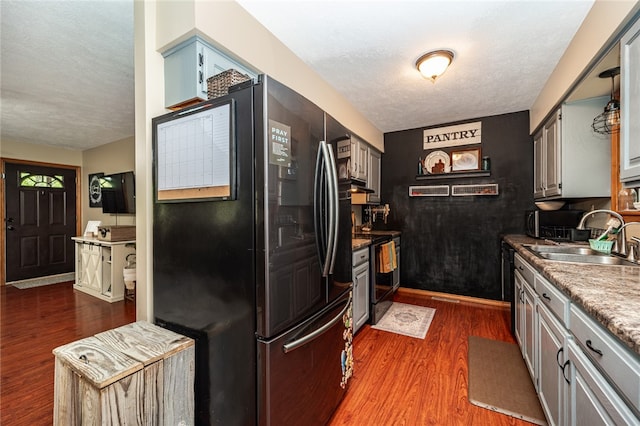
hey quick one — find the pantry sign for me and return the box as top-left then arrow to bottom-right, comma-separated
423,121 -> 481,149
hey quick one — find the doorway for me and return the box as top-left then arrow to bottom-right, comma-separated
3,161 -> 79,283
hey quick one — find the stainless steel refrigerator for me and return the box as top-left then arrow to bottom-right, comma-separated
152,75 -> 353,425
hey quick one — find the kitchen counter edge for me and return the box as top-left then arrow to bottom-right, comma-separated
504,234 -> 640,356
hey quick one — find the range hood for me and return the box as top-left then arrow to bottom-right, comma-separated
350,179 -> 374,194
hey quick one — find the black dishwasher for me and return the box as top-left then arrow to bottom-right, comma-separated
501,240 -> 516,335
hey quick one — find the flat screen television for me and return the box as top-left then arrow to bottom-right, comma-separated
101,171 -> 135,214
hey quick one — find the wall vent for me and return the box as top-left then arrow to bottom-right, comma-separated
408,185 -> 450,197
451,183 -> 499,196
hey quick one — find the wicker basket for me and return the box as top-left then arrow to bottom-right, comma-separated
207,69 -> 251,99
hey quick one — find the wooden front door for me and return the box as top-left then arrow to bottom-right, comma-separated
4,163 -> 77,282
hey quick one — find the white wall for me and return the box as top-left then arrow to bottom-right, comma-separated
81,136 -> 136,229
1,139 -> 83,165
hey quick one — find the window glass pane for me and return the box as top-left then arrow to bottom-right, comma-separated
19,172 -> 65,188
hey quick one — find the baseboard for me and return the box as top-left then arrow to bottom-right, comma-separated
396,287 -> 510,309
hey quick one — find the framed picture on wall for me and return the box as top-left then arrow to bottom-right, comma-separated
88,173 -> 104,208
451,148 -> 481,171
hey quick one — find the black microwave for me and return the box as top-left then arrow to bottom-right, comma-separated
525,209 -> 585,239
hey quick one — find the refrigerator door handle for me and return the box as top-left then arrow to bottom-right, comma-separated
314,141 -> 327,273
315,140 -> 335,277
320,140 -> 336,277
326,142 -> 339,274
282,294 -> 351,354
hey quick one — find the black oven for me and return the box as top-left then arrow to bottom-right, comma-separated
369,235 -> 394,324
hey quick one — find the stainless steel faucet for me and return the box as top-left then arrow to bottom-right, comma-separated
577,209 -> 627,255
616,221 -> 640,259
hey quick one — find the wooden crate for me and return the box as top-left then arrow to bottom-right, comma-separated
53,321 -> 194,425
96,225 -> 136,242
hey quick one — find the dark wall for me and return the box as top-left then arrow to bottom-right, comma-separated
380,111 -> 534,300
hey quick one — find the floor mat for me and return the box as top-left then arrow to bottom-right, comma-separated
10,273 -> 74,289
468,336 -> 547,425
371,302 -> 435,339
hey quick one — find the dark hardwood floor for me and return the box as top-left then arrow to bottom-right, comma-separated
329,290 -> 533,425
0,283 -> 532,425
0,281 -> 135,425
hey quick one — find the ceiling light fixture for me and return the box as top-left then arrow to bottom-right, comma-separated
415,50 -> 454,83
592,66 -> 621,135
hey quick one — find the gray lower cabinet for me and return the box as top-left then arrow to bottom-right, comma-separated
514,252 -> 640,425
515,254 -> 537,385
352,247 -> 370,333
567,339 -> 637,425
538,302 -> 569,426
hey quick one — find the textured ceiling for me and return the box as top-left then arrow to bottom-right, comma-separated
0,0 -> 598,151
237,0 -> 596,133
1,1 -> 134,150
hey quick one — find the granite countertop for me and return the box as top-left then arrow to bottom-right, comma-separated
351,230 -> 401,250
504,234 -> 640,356
355,230 -> 402,238
352,239 -> 371,250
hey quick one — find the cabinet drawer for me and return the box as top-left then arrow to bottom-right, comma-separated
514,253 -> 535,286
570,304 -> 640,412
352,248 -> 369,267
536,275 -> 569,327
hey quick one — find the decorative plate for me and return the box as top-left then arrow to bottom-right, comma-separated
424,150 -> 451,174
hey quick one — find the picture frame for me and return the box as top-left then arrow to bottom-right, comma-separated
450,147 -> 481,171
152,98 -> 237,203
88,172 -> 104,207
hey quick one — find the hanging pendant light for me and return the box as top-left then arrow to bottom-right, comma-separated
592,66 -> 620,135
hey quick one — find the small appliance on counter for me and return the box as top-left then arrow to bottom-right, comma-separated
96,225 -> 136,242
525,209 -> 585,240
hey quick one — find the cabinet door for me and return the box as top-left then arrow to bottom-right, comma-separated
533,130 -> 545,199
353,262 -> 369,333
620,18 -> 640,184
102,247 -> 112,296
567,339 -> 638,426
80,243 -> 102,292
356,139 -> 368,182
514,271 -> 524,350
538,303 -> 568,426
543,111 -> 561,197
523,278 -> 537,385
367,148 -> 381,203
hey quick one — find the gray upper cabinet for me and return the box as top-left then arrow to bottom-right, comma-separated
367,147 -> 381,204
620,17 -> 640,186
163,36 -> 256,109
350,135 -> 368,183
533,97 -> 611,200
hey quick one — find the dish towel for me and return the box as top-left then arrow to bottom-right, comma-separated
379,241 -> 397,273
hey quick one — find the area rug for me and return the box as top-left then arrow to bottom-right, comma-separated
468,336 -> 547,425
371,302 -> 435,339
10,273 -> 74,289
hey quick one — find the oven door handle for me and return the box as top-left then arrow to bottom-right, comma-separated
282,294 -> 351,354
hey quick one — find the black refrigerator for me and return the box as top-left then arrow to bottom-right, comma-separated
152,75 -> 353,425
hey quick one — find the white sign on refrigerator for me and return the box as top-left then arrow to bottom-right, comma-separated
423,121 -> 482,149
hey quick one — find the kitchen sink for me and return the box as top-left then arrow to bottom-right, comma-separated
524,245 -> 599,255
523,244 -> 639,267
